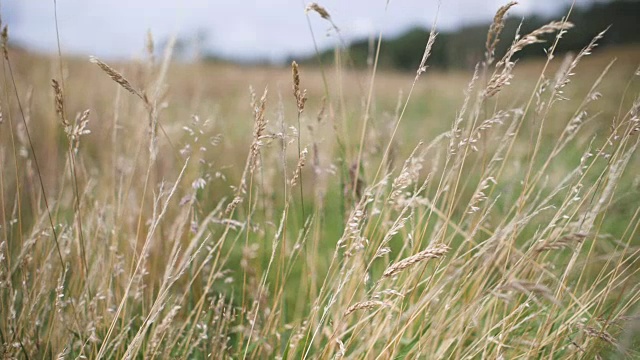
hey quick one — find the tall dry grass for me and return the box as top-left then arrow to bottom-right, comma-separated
1,3 -> 640,359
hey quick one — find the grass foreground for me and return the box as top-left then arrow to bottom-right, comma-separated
1,3 -> 640,359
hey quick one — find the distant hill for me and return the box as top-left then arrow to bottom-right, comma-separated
298,0 -> 640,71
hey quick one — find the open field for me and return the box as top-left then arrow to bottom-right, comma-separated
1,12 -> 640,359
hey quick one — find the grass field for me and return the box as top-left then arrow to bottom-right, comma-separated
1,5 -> 640,359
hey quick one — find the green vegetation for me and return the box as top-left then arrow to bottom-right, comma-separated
1,2 -> 639,359
305,0 -> 640,71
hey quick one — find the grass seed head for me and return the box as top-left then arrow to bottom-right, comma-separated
90,56 -> 144,100
383,243 -> 450,278
486,2 -> 518,64
291,147 -> 308,187
51,79 -> 68,127
344,300 -> 389,316
249,87 -> 268,173
305,3 -> 331,20
292,61 -> 307,114
146,29 -> 155,62
1,25 -> 8,60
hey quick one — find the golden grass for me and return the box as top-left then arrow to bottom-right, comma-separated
1,4 -> 640,359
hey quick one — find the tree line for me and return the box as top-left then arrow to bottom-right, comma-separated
299,0 -> 640,71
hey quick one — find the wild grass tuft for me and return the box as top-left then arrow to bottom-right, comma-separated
1,2 -> 639,359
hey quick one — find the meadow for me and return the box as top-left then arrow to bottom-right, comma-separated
1,3 -> 640,359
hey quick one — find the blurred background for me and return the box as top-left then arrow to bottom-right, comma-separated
4,0 -> 639,69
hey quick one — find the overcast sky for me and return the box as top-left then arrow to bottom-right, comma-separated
4,0 -> 591,62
